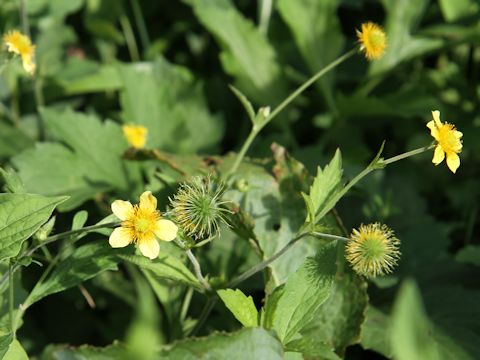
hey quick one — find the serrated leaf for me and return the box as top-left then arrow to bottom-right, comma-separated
159,327 -> 283,359
360,306 -> 393,357
189,0 -> 287,105
118,58 -> 223,153
119,253 -> 201,290
42,342 -> 127,359
300,264 -> 368,356
285,337 -> 341,360
272,242 -> 337,343
24,241 -> 124,308
12,108 -> 141,211
218,289 -> 258,327
305,149 -> 343,224
0,193 -> 67,261
2,340 -> 28,360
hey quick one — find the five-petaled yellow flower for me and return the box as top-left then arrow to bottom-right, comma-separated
356,22 -> 387,60
109,191 -> 178,259
3,30 -> 36,75
123,124 -> 148,149
427,110 -> 463,173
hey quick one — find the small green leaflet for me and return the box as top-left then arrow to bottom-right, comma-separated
218,289 -> 259,327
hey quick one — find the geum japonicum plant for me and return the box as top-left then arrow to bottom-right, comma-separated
0,19 -> 465,359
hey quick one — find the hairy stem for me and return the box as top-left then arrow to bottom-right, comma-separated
228,232 -> 308,288
186,249 -> 211,291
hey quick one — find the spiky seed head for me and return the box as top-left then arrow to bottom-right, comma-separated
346,223 -> 401,278
170,176 -> 231,240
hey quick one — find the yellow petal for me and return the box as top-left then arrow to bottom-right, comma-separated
155,219 -> 178,242
22,53 -> 35,75
111,200 -> 133,220
431,110 -> 441,126
139,191 -> 157,212
432,146 -> 445,165
109,227 -> 132,248
426,120 -> 439,139
139,238 -> 160,259
454,130 -> 463,139
446,152 -> 460,174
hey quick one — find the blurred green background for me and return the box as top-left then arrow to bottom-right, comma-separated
1,0 -> 480,358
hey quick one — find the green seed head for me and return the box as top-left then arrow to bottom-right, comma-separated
170,176 -> 231,240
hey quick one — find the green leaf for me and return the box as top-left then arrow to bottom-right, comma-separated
0,193 -> 67,261
119,253 -> 202,290
304,149 -> 343,224
0,167 -> 25,194
159,327 -> 283,359
24,241 -> 123,308
118,59 -> 223,152
390,280 -> 441,360
370,0 -> 443,75
222,153 -> 325,284
360,306 -> 393,358
217,289 -> 259,327
285,337 -> 341,360
300,265 -> 368,355
3,340 -> 28,360
13,108 -> 141,210
0,122 -> 33,159
42,343 -> 127,359
189,0 -> 287,105
438,0 -> 478,22
271,242 -> 337,343
455,245 -> 480,266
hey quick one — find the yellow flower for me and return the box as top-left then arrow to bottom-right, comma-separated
346,223 -> 400,278
3,30 -> 36,75
109,191 -> 178,259
426,110 -> 463,174
356,22 -> 387,60
122,124 -> 148,149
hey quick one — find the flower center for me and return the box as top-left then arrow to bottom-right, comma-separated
361,236 -> 387,260
437,124 -> 459,153
368,31 -> 385,49
134,217 -> 151,233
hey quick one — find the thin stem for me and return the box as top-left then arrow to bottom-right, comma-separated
267,49 -> 356,122
228,232 -> 308,288
120,15 -> 140,62
227,127 -> 258,176
186,249 -> 211,291
310,231 -> 350,242
180,287 -> 194,323
0,222 -> 119,289
9,260 -> 15,337
382,144 -> 434,165
227,49 -> 357,176
130,0 -> 150,51
188,297 -> 216,337
25,222 -> 119,257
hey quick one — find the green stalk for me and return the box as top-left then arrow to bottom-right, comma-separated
227,49 -> 357,176
129,0 -> 150,50
120,15 -> 141,62
186,249 -> 211,291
